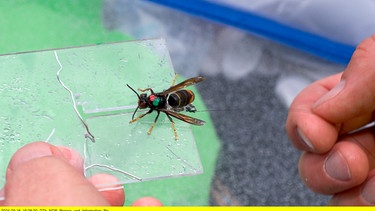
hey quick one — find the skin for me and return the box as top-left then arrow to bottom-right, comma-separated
286,34 -> 375,205
0,141 -> 162,206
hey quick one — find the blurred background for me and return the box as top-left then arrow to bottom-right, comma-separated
2,0 -> 375,206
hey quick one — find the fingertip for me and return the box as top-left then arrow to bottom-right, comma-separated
4,156 -> 109,206
336,141 -> 369,182
7,142 -> 62,175
7,142 -> 84,178
286,74 -> 342,153
89,174 -> 125,206
287,112 -> 338,153
132,197 -> 163,206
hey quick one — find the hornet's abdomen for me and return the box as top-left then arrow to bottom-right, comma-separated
168,90 -> 195,108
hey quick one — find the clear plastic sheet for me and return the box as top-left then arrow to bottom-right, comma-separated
0,38 -> 203,189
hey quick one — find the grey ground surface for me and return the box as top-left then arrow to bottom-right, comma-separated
198,71 -> 328,205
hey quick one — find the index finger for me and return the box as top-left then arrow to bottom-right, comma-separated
286,73 -> 342,153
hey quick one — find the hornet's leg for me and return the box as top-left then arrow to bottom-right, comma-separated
171,73 -> 178,86
130,109 -> 153,124
166,113 -> 178,141
138,88 -> 155,94
147,110 -> 160,135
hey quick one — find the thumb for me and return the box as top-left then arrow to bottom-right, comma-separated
312,34 -> 375,131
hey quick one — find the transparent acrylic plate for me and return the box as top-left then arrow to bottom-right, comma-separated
0,38 -> 203,188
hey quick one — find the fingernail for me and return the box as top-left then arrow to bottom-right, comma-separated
361,176 -> 375,204
56,146 -> 84,172
314,80 -> 346,108
324,151 -> 351,181
296,127 -> 314,151
56,146 -> 72,160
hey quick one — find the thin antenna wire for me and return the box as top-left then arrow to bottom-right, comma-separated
45,128 -> 56,143
83,138 -> 89,178
97,186 -> 124,192
85,163 -> 142,181
54,51 -> 95,143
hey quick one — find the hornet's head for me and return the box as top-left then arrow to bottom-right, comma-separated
127,84 -> 148,120
138,93 -> 148,109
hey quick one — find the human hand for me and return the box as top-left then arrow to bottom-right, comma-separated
0,141 -> 162,206
286,35 -> 375,205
